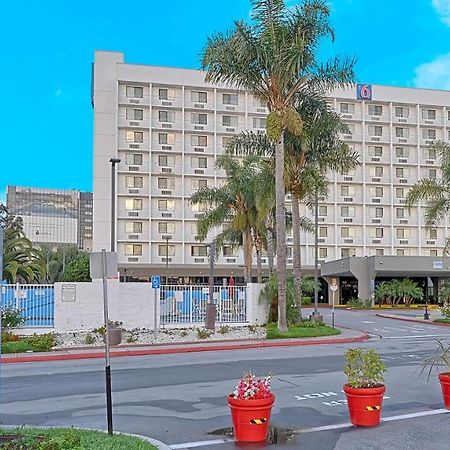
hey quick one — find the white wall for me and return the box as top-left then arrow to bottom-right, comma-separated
54,282 -> 158,332
247,283 -> 269,325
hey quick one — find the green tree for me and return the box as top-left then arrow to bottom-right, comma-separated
62,253 -> 91,282
406,141 -> 450,253
202,0 -> 355,331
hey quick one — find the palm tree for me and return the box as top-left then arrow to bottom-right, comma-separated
375,281 -> 393,306
406,141 -> 450,253
191,154 -> 260,283
3,227 -> 46,283
396,278 -> 423,306
202,0 -> 355,331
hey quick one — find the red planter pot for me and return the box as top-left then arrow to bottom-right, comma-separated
438,373 -> 450,409
227,394 -> 275,442
343,384 -> 386,427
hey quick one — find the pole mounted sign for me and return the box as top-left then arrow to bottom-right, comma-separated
151,276 -> 161,289
330,278 -> 338,329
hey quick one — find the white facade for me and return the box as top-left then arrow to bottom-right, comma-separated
92,51 -> 450,279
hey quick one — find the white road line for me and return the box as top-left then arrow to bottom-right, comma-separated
170,438 -> 233,449
362,321 -> 374,324
384,334 -> 450,339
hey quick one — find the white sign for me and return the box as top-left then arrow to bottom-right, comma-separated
433,260 -> 443,269
330,284 -> 338,292
62,284 -> 76,302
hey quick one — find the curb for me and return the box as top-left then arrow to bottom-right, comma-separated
0,425 -> 171,450
376,313 -> 450,327
0,333 -> 368,364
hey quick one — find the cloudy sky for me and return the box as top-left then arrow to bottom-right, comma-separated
1,0 -> 450,201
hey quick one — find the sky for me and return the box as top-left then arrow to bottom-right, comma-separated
1,0 -> 450,202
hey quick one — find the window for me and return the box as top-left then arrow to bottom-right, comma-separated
158,245 -> 175,257
125,222 -> 143,233
429,229 -> 438,239
397,249 -> 405,256
423,129 -> 437,139
191,91 -> 208,103
395,106 -> 409,118
158,133 -> 175,145
223,93 -> 239,105
191,202 -> 207,212
191,135 -> 208,147
369,187 -> 383,197
126,108 -> 144,120
369,228 -> 384,238
341,248 -> 354,258
429,169 -> 437,179
340,103 -> 355,114
428,148 -> 437,159
370,166 -> 383,177
319,205 -> 327,216
192,179 -> 208,190
126,131 -> 143,143
368,125 -> 383,136
159,110 -> 175,123
375,207 -> 384,218
396,208 -> 405,219
341,206 -> 355,217
125,153 -> 143,165
341,185 -> 355,197
396,167 -> 404,178
319,226 -> 328,237
158,222 -> 175,234
344,124 -> 355,135
253,117 -> 266,129
191,156 -> 207,168
341,227 -> 355,237
373,146 -> 383,157
158,155 -> 175,167
368,105 -> 382,116
430,249 -> 438,256
158,200 -> 175,211
191,245 -> 208,257
397,228 -> 410,239
159,89 -> 168,100
191,113 -> 208,125
126,86 -> 143,98
253,97 -> 266,107
396,187 -> 404,199
125,244 -> 142,256
222,115 -> 238,127
157,177 -> 175,189
222,136 -> 232,148
125,199 -> 142,210
223,246 -> 235,256
422,109 -> 436,120
319,248 -> 328,258
395,127 -> 409,138
376,249 -> 384,256
125,176 -> 143,188
395,147 -> 408,158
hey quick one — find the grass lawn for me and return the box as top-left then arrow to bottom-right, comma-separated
0,427 -> 158,449
433,319 -> 450,324
1,340 -> 35,354
266,322 -> 341,339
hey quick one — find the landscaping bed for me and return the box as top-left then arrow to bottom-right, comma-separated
433,319 -> 450,324
266,321 -> 340,339
0,427 -> 157,449
1,332 -> 56,354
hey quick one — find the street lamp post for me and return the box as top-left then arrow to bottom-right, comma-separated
205,242 -> 216,330
109,158 -> 121,253
312,187 -> 322,322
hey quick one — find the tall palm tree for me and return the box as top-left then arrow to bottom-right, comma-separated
202,0 -> 355,331
3,227 -> 46,283
406,141 -> 450,253
191,154 -> 260,283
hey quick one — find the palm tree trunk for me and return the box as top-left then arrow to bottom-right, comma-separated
244,231 -> 253,284
275,132 -> 288,332
256,248 -> 262,283
291,193 -> 302,323
266,220 -> 275,275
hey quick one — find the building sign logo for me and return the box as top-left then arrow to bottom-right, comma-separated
357,84 -> 372,100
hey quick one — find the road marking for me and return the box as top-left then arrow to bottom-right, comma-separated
362,321 -> 374,323
384,334 -> 450,339
170,438 -> 233,448
295,391 -> 339,401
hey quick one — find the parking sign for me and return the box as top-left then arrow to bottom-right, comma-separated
151,276 -> 161,289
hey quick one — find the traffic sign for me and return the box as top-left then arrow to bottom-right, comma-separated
330,284 -> 338,292
151,276 -> 161,289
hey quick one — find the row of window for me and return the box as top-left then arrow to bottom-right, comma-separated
346,124 -> 439,139
366,145 -> 437,159
317,247 -> 440,258
123,198 -> 206,212
340,103 -> 444,120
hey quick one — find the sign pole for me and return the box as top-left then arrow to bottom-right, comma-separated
330,278 -> 338,330
101,249 -> 113,435
332,291 -> 335,329
151,276 -> 161,340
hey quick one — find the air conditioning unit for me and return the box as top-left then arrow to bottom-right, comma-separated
371,137 -> 380,142
427,240 -> 436,245
226,106 -> 235,111
399,199 -> 406,204
128,234 -> 139,239
341,114 -> 352,119
128,212 -> 139,217
370,116 -> 380,121
194,103 -> 205,108
399,179 -> 408,184
425,139 -> 434,144
397,118 -> 407,123
318,197 -> 325,202
318,238 -> 325,243
195,258 -> 205,263
398,138 -> 407,143
343,176 -> 353,181
226,258 -> 237,263
399,240 -> 408,245
399,219 -> 408,224
343,218 -> 353,223
128,166 -> 140,171
425,120 -> 434,125
225,127 -> 235,132
371,157 -> 380,162
194,169 -> 205,174
343,134 -> 352,140
318,217 -> 325,222
194,125 -> 205,130
372,177 -> 381,182
161,213 -> 172,218
256,108 -> 266,113
194,213 -> 203,218
344,197 -> 353,202
344,239 -> 353,244
162,235 -> 172,240
162,257 -> 172,263
161,167 -> 172,173
129,99 -> 140,104
128,189 -> 139,194
129,121 -> 140,126
161,123 -> 172,128
372,198 -> 381,203
372,219 -> 381,223
287,258 -> 293,263
398,158 -> 407,163
161,145 -> 172,150
372,239 -> 381,244
128,257 -> 139,262
425,159 -> 434,164
129,144 -> 140,149
194,147 -> 205,152
161,101 -> 172,106
161,190 -> 172,195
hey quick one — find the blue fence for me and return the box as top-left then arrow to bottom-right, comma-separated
1,284 -> 55,327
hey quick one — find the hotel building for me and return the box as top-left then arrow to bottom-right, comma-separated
92,51 -> 450,281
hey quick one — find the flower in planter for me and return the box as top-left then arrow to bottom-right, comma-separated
231,371 -> 272,400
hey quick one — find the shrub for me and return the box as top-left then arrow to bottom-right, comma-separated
219,325 -> 230,334
344,348 -> 386,388
84,333 -> 95,345
302,296 -> 312,306
347,298 -> 371,308
2,331 -> 22,342
247,325 -> 256,333
180,330 -> 189,337
1,306 -> 25,329
126,334 -> 138,344
298,320 -> 323,328
196,328 -> 212,339
440,303 -> 450,320
26,333 -> 57,352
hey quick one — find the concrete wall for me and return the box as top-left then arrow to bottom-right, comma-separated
54,282 -> 157,332
247,283 -> 269,325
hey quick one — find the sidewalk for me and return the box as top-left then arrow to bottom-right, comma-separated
1,327 -> 367,364
376,310 -> 449,325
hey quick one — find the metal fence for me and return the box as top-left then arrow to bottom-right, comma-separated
160,285 -> 247,325
1,284 -> 55,327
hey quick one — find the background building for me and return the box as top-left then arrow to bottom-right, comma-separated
92,50 -> 450,280
7,186 -> 93,250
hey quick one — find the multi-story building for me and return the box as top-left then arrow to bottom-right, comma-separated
7,186 -> 93,250
92,51 -> 450,280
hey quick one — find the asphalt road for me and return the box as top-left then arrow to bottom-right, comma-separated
1,310 -> 450,449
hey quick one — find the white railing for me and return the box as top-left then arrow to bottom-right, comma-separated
159,284 -> 247,325
1,284 -> 54,327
